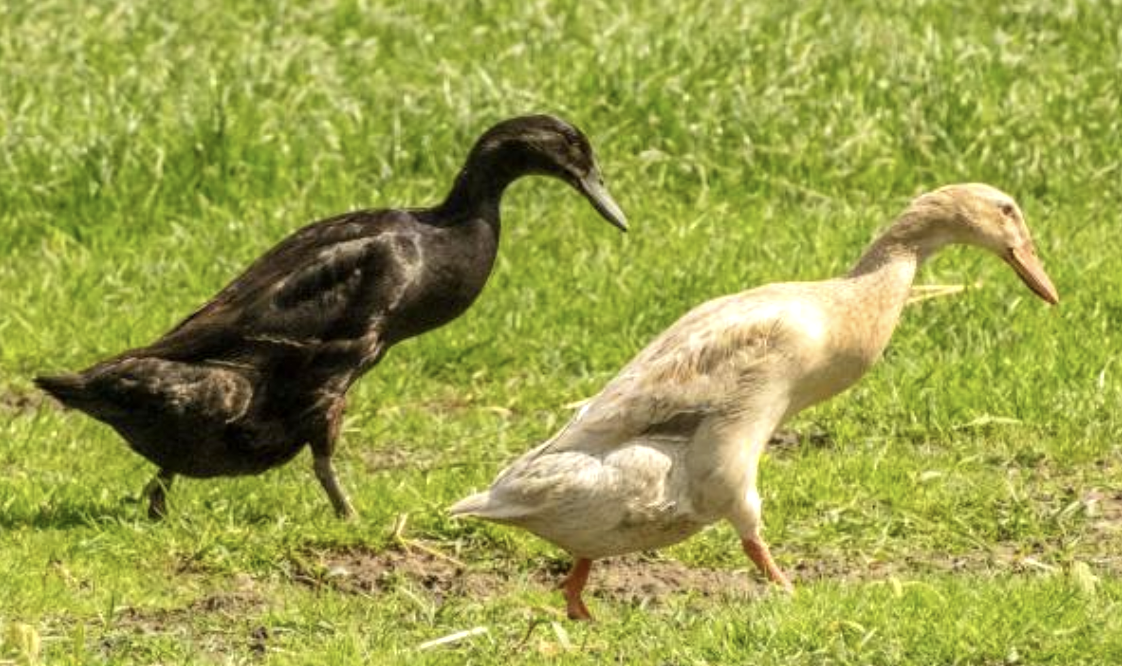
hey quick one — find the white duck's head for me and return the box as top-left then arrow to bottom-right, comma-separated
905,183 -> 1059,305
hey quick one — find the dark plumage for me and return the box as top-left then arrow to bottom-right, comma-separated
36,114 -> 628,519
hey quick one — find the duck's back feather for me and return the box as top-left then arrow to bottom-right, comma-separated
141,210 -> 414,362
533,286 -> 816,459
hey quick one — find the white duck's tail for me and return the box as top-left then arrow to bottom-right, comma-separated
448,491 -> 491,517
448,490 -> 530,523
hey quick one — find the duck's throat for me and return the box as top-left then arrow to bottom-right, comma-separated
841,236 -> 923,358
846,207 -> 954,310
436,156 -> 518,225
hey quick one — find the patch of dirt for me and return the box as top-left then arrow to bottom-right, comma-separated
1077,486 -> 1122,572
568,558 -> 757,603
294,537 -> 1122,610
1083,487 -> 1122,529
190,589 -> 265,615
101,583 -> 270,660
355,444 -> 440,473
295,547 -> 507,600
789,549 -> 1014,583
789,528 -> 1122,584
0,387 -> 47,414
291,547 -> 763,605
112,589 -> 265,635
768,427 -> 833,453
46,576 -> 291,660
356,445 -> 410,471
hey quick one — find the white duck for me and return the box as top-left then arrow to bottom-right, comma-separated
451,183 -> 1059,620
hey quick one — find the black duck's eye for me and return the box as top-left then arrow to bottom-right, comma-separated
561,130 -> 585,150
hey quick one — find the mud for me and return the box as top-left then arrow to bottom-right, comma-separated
768,427 -> 834,453
293,547 -> 763,604
0,388 -> 47,414
355,444 -> 444,474
569,557 -> 758,603
112,589 -> 265,634
296,546 -> 508,600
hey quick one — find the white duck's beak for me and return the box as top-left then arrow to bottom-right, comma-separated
1004,242 -> 1059,305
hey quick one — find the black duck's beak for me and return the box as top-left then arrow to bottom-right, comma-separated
578,166 -> 628,232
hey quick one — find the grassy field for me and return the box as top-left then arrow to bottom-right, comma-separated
2,0 -> 1121,663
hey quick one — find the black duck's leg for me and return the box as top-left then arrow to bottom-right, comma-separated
314,456 -> 354,519
311,398 -> 355,519
143,469 -> 175,520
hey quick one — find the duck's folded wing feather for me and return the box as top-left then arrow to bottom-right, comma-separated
140,211 -> 418,360
540,294 -> 792,454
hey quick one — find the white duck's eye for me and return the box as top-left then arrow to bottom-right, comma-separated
999,202 -> 1016,218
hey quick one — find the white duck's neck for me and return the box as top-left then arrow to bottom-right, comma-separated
849,207 -> 956,276
838,208 -> 957,355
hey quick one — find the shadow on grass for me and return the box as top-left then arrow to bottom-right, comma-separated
0,499 -> 141,530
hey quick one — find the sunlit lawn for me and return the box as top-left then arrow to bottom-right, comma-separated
2,0 -> 1121,663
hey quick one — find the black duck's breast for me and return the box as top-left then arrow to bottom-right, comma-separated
379,217 -> 500,343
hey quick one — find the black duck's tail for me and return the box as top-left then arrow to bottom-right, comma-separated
34,373 -> 90,409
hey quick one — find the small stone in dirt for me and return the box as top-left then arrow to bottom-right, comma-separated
250,625 -> 269,655
768,428 -> 832,452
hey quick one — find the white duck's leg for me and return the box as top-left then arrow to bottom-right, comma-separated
689,396 -> 794,592
560,558 -> 594,620
735,489 -> 794,592
729,422 -> 794,591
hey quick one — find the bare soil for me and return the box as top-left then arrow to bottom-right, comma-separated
112,584 -> 265,635
0,387 -> 47,414
1080,486 -> 1122,572
100,580 -> 270,658
293,500 -> 1122,608
768,427 -> 834,452
296,546 -> 508,600
566,557 -> 758,603
292,546 -> 763,604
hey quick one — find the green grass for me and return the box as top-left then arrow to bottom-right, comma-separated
2,0 -> 1121,663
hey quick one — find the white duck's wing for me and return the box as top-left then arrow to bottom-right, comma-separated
540,288 -> 804,456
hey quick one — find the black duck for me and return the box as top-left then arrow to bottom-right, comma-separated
37,114 -> 628,519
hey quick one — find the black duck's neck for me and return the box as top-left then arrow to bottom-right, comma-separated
434,146 -> 524,227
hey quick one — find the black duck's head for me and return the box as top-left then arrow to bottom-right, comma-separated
469,114 -> 628,231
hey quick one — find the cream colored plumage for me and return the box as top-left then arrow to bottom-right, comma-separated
451,183 -> 1059,620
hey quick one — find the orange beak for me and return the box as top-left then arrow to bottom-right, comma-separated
1004,243 -> 1059,305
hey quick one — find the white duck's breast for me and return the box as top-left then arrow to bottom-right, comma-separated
768,288 -> 888,415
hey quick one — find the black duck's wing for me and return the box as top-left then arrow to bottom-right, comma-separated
141,209 -> 423,360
